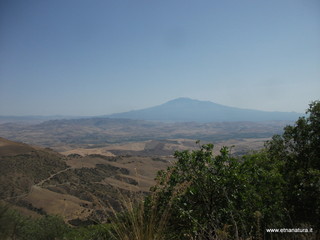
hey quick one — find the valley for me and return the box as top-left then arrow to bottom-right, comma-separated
0,117 -> 288,150
0,98 -> 297,226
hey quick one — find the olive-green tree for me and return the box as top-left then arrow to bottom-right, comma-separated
20,215 -> 69,240
266,100 -> 320,229
149,143 -> 285,239
0,203 -> 27,240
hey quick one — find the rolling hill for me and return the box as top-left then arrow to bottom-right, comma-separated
0,137 -> 172,225
107,98 -> 302,122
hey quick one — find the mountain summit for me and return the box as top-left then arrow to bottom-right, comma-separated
107,98 -> 301,122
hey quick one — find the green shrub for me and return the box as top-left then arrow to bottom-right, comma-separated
148,144 -> 286,239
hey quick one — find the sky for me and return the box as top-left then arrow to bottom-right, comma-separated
0,0 -> 319,116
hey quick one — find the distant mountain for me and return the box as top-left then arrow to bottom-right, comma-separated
107,98 -> 302,122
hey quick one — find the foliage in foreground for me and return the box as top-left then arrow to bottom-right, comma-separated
266,101 -> 320,229
148,144 -> 286,239
0,204 -> 69,240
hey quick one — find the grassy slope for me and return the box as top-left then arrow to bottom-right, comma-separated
0,138 -> 172,225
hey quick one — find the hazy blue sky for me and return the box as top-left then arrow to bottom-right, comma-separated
1,0 -> 319,116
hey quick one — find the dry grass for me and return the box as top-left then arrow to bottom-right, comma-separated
107,167 -> 191,240
24,186 -> 93,221
0,137 -> 34,156
61,138 -> 267,160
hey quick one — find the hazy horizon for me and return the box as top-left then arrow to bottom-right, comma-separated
1,0 -> 319,116
0,97 -> 305,117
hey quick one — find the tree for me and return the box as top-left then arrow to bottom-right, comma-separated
266,100 -> 320,229
0,203 -> 70,240
21,215 -> 69,240
0,203 -> 27,240
149,144 -> 285,239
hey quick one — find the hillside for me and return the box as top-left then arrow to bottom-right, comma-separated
107,98 -> 302,122
0,137 -> 68,199
0,137 -> 172,224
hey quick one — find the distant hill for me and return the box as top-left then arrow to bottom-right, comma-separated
0,118 -> 289,148
0,115 -> 84,124
107,98 -> 302,122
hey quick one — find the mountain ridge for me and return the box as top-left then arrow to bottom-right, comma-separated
0,98 -> 301,123
106,97 -> 302,122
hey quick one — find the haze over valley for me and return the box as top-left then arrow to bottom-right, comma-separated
0,98 -> 296,153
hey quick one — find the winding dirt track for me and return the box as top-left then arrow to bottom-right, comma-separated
35,167 -> 72,187
1,167 -> 72,201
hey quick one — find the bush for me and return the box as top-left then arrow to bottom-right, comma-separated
20,215 -> 69,240
266,100 -> 320,230
149,144 -> 286,239
0,203 -> 69,240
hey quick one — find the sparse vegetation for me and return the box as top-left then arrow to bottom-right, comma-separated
0,149 -> 68,200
